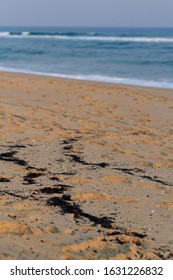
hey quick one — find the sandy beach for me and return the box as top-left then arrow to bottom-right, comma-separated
0,71 -> 173,259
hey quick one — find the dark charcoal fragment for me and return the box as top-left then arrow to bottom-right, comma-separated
0,178 -> 11,183
107,230 -> 147,239
40,184 -> 73,194
9,144 -> 26,149
61,138 -> 78,145
69,154 -> 109,168
47,196 -> 113,229
0,151 -> 28,166
50,177 -> 59,182
63,145 -> 73,151
23,172 -> 43,185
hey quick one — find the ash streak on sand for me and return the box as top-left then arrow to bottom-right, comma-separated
0,72 -> 173,259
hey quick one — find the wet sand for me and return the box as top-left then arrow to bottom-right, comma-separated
0,72 -> 173,259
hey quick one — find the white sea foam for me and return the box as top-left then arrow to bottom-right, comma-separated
35,35 -> 173,43
0,66 -> 173,89
53,36 -> 173,43
0,32 -> 10,37
21,32 -> 30,36
0,32 -> 173,43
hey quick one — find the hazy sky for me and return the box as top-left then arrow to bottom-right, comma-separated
0,0 -> 173,27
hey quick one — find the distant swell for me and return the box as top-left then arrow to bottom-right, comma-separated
1,32 -> 173,43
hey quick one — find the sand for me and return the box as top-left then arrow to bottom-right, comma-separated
0,71 -> 173,260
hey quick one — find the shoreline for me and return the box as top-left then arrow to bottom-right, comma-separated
0,71 -> 173,259
1,69 -> 173,91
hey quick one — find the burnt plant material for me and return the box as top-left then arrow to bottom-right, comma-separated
0,189 -> 30,200
40,184 -> 73,194
113,167 -> 172,186
141,175 -> 172,186
47,196 -> 113,229
50,176 -> 60,182
0,151 -> 28,166
113,167 -> 143,176
69,154 -> 109,168
26,166 -> 47,172
23,172 -> 43,185
0,177 -> 11,183
61,138 -> 78,145
9,144 -> 26,149
107,230 -> 147,239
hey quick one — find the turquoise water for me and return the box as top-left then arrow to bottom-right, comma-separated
0,27 -> 173,88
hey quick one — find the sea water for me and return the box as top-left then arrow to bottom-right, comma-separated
0,26 -> 173,89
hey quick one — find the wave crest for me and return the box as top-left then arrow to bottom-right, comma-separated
0,31 -> 173,43
0,32 -> 11,36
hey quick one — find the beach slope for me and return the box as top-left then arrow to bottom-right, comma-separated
0,72 -> 173,259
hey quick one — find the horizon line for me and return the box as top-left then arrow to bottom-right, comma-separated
1,25 -> 173,29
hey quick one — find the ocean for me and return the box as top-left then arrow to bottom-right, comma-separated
0,26 -> 173,89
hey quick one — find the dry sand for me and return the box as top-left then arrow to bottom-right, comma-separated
0,72 -> 173,259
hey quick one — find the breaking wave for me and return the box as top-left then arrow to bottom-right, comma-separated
1,31 -> 173,43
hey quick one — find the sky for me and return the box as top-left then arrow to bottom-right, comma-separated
0,0 -> 173,27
